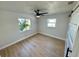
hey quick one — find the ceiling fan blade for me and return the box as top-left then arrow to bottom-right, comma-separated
39,12 -> 48,15
34,10 -> 37,13
34,9 -> 40,13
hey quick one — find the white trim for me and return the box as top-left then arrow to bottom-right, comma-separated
38,32 -> 65,41
0,32 -> 37,50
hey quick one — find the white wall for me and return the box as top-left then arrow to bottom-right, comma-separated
38,13 -> 70,40
0,10 -> 37,49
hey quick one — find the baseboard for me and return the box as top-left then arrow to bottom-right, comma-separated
38,32 -> 65,41
0,32 -> 37,50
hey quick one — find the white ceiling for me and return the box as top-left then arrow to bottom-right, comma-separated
0,1 -> 77,14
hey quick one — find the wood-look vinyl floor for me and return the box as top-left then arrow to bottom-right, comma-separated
0,34 -> 65,57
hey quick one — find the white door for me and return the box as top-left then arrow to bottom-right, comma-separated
65,23 -> 78,57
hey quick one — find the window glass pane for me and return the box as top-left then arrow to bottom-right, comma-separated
48,23 -> 56,27
48,19 -> 56,23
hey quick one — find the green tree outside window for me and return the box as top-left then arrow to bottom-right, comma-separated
18,17 -> 31,32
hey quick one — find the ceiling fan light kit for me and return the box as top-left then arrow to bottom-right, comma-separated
36,16 -> 40,18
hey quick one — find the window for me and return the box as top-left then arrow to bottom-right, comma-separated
18,17 -> 31,32
47,19 -> 56,27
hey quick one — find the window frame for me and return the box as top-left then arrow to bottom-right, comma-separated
47,18 -> 56,28
18,17 -> 31,32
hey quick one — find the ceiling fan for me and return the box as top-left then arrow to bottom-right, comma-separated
34,9 -> 48,18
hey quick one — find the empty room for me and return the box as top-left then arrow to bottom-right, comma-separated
0,1 -> 79,57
